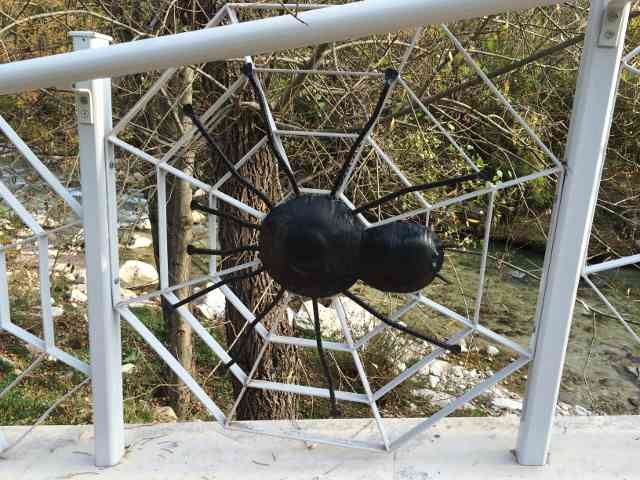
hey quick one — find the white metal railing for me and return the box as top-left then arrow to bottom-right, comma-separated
105,4 -> 555,453
0,0 -> 635,470
0,88 -> 91,455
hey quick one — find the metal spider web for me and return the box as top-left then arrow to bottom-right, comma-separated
108,2 -> 565,452
578,42 -> 640,348
0,116 -> 90,456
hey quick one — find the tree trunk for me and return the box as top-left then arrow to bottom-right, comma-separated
150,66 -> 195,418
216,103 -> 299,420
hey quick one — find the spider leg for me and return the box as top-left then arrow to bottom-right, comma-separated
342,291 -> 462,354
241,62 -> 301,197
191,201 -> 261,230
312,298 -> 340,417
171,267 -> 265,309
353,169 -> 493,214
187,244 -> 259,256
330,68 -> 400,197
225,287 -> 286,369
183,104 -> 274,210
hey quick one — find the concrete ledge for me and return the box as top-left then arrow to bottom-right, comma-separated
1,416 -> 638,479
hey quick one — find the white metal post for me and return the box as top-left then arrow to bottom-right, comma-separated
72,31 -> 125,467
516,0 -> 631,466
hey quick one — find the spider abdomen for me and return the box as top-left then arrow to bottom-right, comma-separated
360,222 -> 444,293
259,195 -> 363,298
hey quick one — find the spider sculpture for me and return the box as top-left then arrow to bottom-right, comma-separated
172,64 -> 490,415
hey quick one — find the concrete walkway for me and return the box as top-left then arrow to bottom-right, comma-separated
1,416 -> 638,479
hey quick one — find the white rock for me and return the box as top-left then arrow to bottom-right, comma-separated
450,365 -> 465,378
154,406 -> 178,423
70,287 -> 87,303
492,397 -> 523,411
54,264 -> 86,283
489,384 -> 511,399
428,374 -> 440,388
459,339 -> 468,353
485,345 -> 500,357
427,359 -> 452,378
192,210 -> 207,224
119,260 -> 158,288
121,363 -> 135,374
413,387 -> 436,399
137,218 -> 152,231
574,405 -> 593,416
295,301 -> 341,336
127,233 -> 153,249
557,402 -> 572,416
509,269 -> 527,280
51,306 -> 64,318
339,297 -> 375,334
74,268 -> 87,284
413,388 -> 460,409
196,289 -> 226,320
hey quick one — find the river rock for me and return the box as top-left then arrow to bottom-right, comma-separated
509,269 -> 527,280
192,210 -> 207,224
127,233 -> 153,249
119,260 -> 158,287
557,401 -> 573,416
195,289 -> 226,320
154,406 -> 178,423
424,359 -> 452,378
136,218 -> 152,231
51,306 -> 64,318
485,345 -> 500,357
54,264 -> 86,283
70,286 -> 87,303
492,397 -> 523,411
413,388 -> 473,409
428,374 -> 440,388
573,405 -> 593,416
295,301 -> 340,336
339,297 -> 375,333
121,363 -> 135,375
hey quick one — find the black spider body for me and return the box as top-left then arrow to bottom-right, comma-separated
360,221 -> 444,293
259,193 -> 445,298
259,194 -> 362,298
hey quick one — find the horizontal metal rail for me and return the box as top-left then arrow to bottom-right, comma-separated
0,0 -> 563,95
584,253 -> 640,274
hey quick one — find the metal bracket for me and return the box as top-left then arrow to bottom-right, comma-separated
73,87 -> 94,125
598,1 -> 629,48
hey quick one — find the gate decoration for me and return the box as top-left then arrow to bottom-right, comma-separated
107,3 -> 562,451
